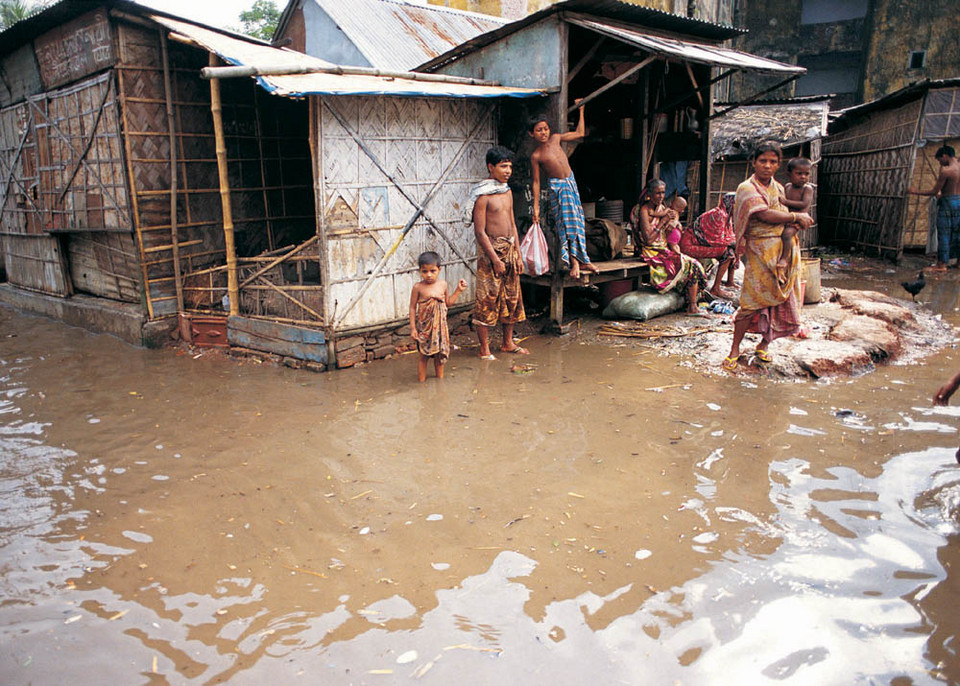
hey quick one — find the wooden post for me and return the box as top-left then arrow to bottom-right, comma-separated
208,53 -> 239,316
161,32 -> 183,312
698,68 -> 712,217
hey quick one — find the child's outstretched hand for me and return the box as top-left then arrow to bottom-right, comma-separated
934,372 -> 960,405
457,279 -> 468,291
410,328 -> 419,342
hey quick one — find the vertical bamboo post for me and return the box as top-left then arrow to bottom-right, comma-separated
208,53 -> 239,316
160,32 -> 183,312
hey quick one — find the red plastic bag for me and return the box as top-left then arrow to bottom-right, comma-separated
519,222 -> 549,276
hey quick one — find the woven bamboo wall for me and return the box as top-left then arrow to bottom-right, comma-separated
0,71 -> 134,297
33,72 -> 129,233
116,23 -> 314,320
316,96 -> 495,332
819,98 -> 922,257
66,231 -> 140,300
0,102 -> 39,235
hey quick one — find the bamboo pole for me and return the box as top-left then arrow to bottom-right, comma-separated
208,53 -> 239,317
161,32 -> 184,313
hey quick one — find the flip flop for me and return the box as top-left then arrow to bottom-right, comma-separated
721,355 -> 740,371
479,353 -> 497,361
754,349 -> 772,363
501,345 -> 529,355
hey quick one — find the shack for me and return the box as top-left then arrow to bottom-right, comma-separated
417,0 -> 805,326
820,78 -> 960,258
274,0 -> 506,71
0,0 -> 540,368
700,95 -> 830,250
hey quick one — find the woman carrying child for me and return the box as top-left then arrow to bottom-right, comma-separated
722,142 -> 813,371
630,179 -> 706,314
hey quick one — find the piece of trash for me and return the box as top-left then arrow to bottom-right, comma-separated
706,403 -> 721,411
108,610 -> 129,621
397,651 -> 418,664
431,562 -> 450,571
567,492 -> 585,499
64,615 -> 82,624
413,661 -> 435,678
834,409 -> 855,417
789,407 -> 808,416
510,363 -> 536,374
359,527 -> 371,535
634,549 -> 652,560
504,514 -> 530,528
426,514 -> 443,522
368,669 -> 393,675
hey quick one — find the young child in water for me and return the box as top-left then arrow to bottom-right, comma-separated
778,158 -> 815,275
409,251 -> 467,382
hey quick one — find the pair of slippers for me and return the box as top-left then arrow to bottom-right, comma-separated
721,348 -> 772,371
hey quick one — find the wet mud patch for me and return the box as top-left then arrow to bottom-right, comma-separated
592,287 -> 954,379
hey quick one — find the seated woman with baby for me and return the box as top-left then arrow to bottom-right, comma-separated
629,179 -> 706,314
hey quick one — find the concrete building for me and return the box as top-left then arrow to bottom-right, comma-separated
730,0 -> 960,108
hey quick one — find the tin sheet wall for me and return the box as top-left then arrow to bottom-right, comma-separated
316,96 -> 496,331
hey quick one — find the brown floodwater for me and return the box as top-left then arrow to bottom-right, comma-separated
2,266 -> 960,685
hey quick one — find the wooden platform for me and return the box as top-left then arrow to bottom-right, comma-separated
521,256 -> 650,331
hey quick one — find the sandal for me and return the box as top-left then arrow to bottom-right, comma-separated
754,349 -> 772,363
501,345 -> 529,355
721,355 -> 740,371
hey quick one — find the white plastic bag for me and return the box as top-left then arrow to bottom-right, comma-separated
519,222 -> 549,276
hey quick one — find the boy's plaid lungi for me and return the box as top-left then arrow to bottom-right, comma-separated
548,174 -> 591,269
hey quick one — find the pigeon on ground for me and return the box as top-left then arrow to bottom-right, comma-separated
900,271 -> 926,302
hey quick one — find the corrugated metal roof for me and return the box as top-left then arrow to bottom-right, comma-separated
567,16 -> 804,74
151,15 -> 542,99
419,0 -> 744,72
310,0 -> 507,72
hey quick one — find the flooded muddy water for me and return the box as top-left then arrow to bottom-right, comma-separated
2,269 -> 960,684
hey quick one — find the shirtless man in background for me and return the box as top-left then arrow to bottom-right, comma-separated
910,145 -> 960,271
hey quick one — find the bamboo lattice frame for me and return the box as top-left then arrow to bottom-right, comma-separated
116,22 -> 315,320
819,98 -> 922,257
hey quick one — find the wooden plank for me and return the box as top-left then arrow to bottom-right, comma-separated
227,315 -> 328,364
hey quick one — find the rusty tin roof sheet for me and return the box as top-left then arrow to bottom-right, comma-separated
309,0 -> 507,72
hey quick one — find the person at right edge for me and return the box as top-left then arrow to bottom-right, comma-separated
909,145 -> 960,272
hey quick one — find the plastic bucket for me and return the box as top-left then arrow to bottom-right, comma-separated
600,278 -> 635,307
801,257 -> 821,304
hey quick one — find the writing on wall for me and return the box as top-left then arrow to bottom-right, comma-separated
34,8 -> 113,89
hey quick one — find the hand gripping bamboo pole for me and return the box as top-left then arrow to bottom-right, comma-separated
208,53 -> 239,316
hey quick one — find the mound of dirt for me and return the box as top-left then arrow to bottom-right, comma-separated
592,288 -> 955,379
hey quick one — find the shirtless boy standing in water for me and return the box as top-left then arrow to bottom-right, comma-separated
910,145 -> 960,271
472,146 -> 528,360
530,100 -> 599,279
